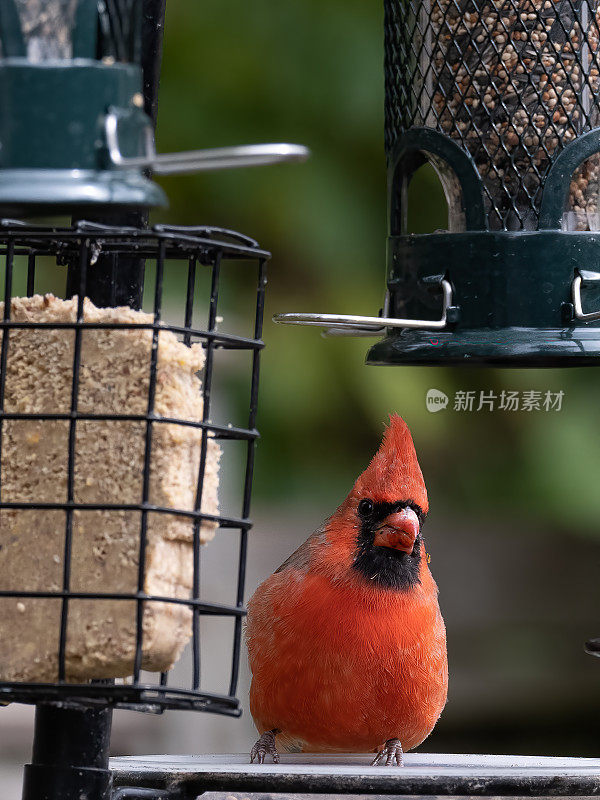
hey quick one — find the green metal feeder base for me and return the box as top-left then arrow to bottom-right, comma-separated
368,230 -> 600,367
359,128 -> 600,366
367,327 -> 600,367
0,60 -> 167,214
0,169 -> 166,216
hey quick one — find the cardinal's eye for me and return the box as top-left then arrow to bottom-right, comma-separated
358,499 -> 374,518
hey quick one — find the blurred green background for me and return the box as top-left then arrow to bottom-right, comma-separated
145,0 -> 600,758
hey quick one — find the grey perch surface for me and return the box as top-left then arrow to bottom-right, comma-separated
110,753 -> 600,796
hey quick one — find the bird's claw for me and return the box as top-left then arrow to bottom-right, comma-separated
250,729 -> 280,764
371,738 -> 404,767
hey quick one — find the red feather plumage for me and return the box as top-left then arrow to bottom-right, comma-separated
247,415 -> 448,755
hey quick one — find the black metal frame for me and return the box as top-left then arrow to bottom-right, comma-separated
0,219 -> 269,717
97,0 -> 144,63
109,753 -> 600,799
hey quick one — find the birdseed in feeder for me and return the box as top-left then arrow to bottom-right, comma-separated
394,0 -> 600,229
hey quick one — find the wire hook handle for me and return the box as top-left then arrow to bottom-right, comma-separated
105,111 -> 310,175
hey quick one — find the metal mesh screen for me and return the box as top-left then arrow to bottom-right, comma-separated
0,220 -> 268,715
384,0 -> 600,230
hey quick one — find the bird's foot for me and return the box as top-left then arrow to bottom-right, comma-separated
250,729 -> 280,764
371,738 -> 404,766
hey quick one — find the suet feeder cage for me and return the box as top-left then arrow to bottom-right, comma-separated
2,221 -> 269,800
276,0 -> 600,365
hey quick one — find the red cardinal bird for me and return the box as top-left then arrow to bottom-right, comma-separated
246,415 -> 447,765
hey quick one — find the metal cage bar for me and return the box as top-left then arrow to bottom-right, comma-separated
191,250 -> 221,691
132,238 -> 164,683
58,242 -> 87,683
230,257 -> 267,699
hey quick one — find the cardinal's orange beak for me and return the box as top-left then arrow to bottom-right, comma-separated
372,508 -> 419,554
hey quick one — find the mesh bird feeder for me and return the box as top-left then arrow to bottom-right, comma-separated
275,0 -> 600,365
0,2 -> 308,800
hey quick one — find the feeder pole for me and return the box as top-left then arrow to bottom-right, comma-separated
22,705 -> 113,800
141,0 -> 167,127
67,0 -> 167,307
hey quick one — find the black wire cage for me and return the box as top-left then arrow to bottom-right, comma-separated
0,219 -> 268,718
